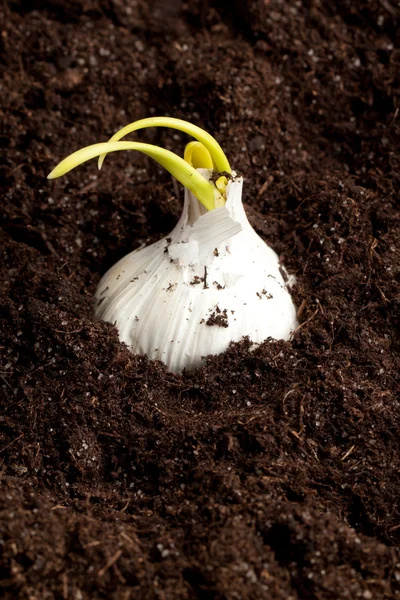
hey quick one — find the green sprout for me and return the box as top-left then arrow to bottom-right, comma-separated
48,117 -> 231,211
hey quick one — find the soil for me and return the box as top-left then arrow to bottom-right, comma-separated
1,1 -> 400,598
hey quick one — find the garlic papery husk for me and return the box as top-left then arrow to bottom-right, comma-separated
95,170 -> 298,372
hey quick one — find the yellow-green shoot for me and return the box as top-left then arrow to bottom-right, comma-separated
48,117 -> 231,211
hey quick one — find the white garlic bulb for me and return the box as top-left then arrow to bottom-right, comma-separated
94,171 -> 298,372
48,117 -> 298,372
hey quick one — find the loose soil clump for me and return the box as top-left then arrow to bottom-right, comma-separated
1,1 -> 400,598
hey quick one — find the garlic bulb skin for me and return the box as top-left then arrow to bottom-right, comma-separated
95,171 -> 298,372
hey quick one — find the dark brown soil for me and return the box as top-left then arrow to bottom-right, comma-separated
1,1 -> 400,598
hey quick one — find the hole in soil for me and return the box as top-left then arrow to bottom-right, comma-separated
370,210 -> 389,236
285,487 -> 305,503
182,568 -> 215,600
24,88 -> 46,111
263,522 -> 307,568
0,136 -> 10,148
237,431 -> 265,454
346,494 -> 376,538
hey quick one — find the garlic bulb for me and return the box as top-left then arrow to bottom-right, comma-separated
48,117 -> 298,372
95,171 -> 297,372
